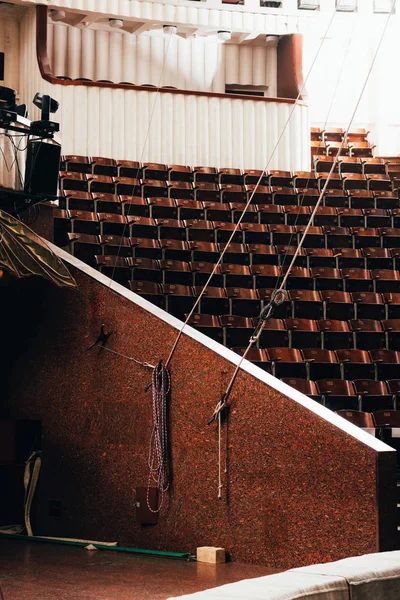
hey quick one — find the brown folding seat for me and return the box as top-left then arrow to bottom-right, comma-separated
149,197 -> 177,220
338,156 -> 362,175
121,196 -> 149,218
94,193 -> 122,215
87,174 -> 114,194
59,171 -> 89,192
371,269 -> 400,293
319,319 -> 351,350
117,160 -> 141,178
241,223 -> 269,245
338,208 -> 363,228
176,199 -> 204,220
156,218 -> 185,241
352,226 -> 380,248
370,350 -> 400,380
373,410 -> 400,428
352,291 -> 385,320
214,221 -> 243,244
142,179 -> 168,198
305,248 -> 336,269
362,248 -> 392,270
203,202 -> 231,222
66,233 -> 101,265
284,318 -> 320,349
314,155 -> 334,173
312,267 -> 343,291
380,227 -> 400,248
97,213 -> 128,237
268,224 -> 296,246
128,257 -> 162,283
316,379 -> 358,411
232,347 -> 269,370
349,319 -> 384,350
231,202 -> 258,224
283,206 -> 310,226
194,182 -> 220,202
366,174 -> 391,191
168,165 -> 193,183
168,181 -> 194,200
288,290 -> 322,319
335,349 -> 374,380
311,143 -> 328,165
349,190 -> 374,209
382,319 -> 400,350
219,315 -> 254,347
193,166 -> 219,184
302,348 -> 340,380
293,172 -> 318,190
281,266 -> 313,291
383,292 -> 400,319
336,410 -> 375,430
321,290 -> 354,320
221,264 -> 252,289
186,314 -> 223,343
266,347 -> 306,378
313,207 -> 338,227
142,163 -> 168,181
323,127 -> 344,143
220,184 -> 247,203
342,173 -> 367,191
362,158 -> 387,175
258,205 -> 285,225
160,239 -> 192,262
249,244 -> 279,266
324,226 -> 352,249
296,225 -> 325,248
63,155 -> 92,174
190,241 -> 219,263
374,191 -> 399,209
269,170 -> 293,187
226,288 -> 261,317
342,268 -> 373,293
258,288 -> 289,319
251,264 -> 280,289
92,157 -> 117,177
299,188 -> 321,206
129,280 -> 165,309
254,318 -> 287,349
219,168 -> 243,185
69,209 -> 100,235
243,169 -> 269,186
334,248 -> 363,269
386,380 -> 400,407
245,184 -> 272,204
189,261 -> 223,287
130,237 -> 162,260
195,286 -> 229,315
353,379 -> 393,412
347,128 -> 369,143
310,127 -> 323,142
326,142 -> 349,157
185,219 -> 214,243
218,243 -> 250,265
391,209 -> 400,228
60,191 -> 94,212
115,177 -> 141,196
162,283 -> 196,319
127,215 -> 158,239
349,142 -> 374,158
99,234 -> 131,257
324,189 -> 349,208
276,246 -> 307,268
158,259 -> 191,285
95,255 -> 130,284
281,378 -> 320,400
272,186 -> 298,206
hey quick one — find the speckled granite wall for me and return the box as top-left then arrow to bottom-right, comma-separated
1,263 -> 397,568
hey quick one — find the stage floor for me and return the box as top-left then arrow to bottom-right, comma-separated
0,539 -> 278,599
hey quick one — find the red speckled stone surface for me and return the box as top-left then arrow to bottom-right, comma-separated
0,258 -> 396,568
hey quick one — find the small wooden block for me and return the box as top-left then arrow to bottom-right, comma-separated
196,546 -> 226,564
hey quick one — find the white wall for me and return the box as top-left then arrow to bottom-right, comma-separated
0,12 -> 20,93
47,23 -> 276,93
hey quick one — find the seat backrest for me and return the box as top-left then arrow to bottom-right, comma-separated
316,379 -> 356,395
284,318 -> 318,332
351,292 -> 383,305
335,349 -> 371,364
266,348 -> 303,362
349,319 -> 383,332
370,349 -> 400,364
336,410 -> 374,428
318,320 -> 350,332
302,348 -> 338,363
372,410 -> 400,428
352,380 -> 389,395
282,378 -> 318,396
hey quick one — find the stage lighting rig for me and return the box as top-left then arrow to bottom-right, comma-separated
31,93 -> 60,136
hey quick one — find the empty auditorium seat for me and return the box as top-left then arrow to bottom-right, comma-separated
335,349 -> 374,380
257,318 -> 287,348
193,166 -> 219,184
69,210 -> 100,235
382,319 -> 400,350
92,157 -> 118,177
334,249 -> 363,269
244,170 -> 269,186
220,184 -> 247,203
285,318 -> 320,349
226,288 -> 261,317
302,348 -> 341,380
318,319 -> 351,350
100,234 -> 131,257
88,174 -> 115,194
169,181 -> 194,200
115,177 -> 141,196
131,237 -> 162,259
95,255 -> 130,284
219,168 -> 243,185
305,249 -> 336,269
336,410 -> 375,431
185,220 -> 214,243
352,227 -> 380,249
281,378 -> 320,401
195,183 -> 220,202
364,208 -> 391,228
375,191 -> 399,209
186,314 -> 223,343
316,379 -> 358,411
349,190 -> 374,209
266,348 -> 306,378
353,380 -> 393,412
312,267 -> 343,291
117,160 -> 141,178
362,248 -> 393,270
142,163 -> 168,181
60,172 -> 89,192
372,269 -> 400,293
349,319 -> 384,350
60,191 -> 94,212
321,290 -> 354,320
248,244 -> 279,266
67,233 -> 101,264
288,290 -> 322,319
162,284 -> 195,319
232,347 -> 269,370
338,156 -> 363,175
195,286 -> 229,315
383,293 -> 400,319
220,315 -> 254,347
231,203 -> 258,224
324,227 -> 352,249
129,280 -> 165,309
342,268 -> 373,293
241,223 -> 269,245
121,196 -> 150,218
190,261 -> 223,287
168,165 -> 193,183
324,190 -> 349,209
352,291 -> 385,320
294,172 -> 318,189
350,142 -> 374,158
95,193 -> 123,215
149,198 -> 178,220
370,350 -> 400,380
342,173 -> 367,191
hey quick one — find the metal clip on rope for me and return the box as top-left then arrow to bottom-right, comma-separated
250,289 -> 288,344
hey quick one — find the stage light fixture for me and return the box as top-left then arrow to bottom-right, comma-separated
163,25 -> 177,35
218,30 -> 231,41
50,10 -> 66,22
109,18 -> 123,28
33,93 -> 59,121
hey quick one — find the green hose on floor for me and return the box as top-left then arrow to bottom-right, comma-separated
0,532 -> 191,559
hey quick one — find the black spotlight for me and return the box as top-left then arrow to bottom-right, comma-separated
31,93 -> 59,136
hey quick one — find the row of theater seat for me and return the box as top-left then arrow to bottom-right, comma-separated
335,408 -> 400,429
311,141 -> 375,158
59,172 -> 396,199
278,377 -> 400,413
311,127 -> 370,143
